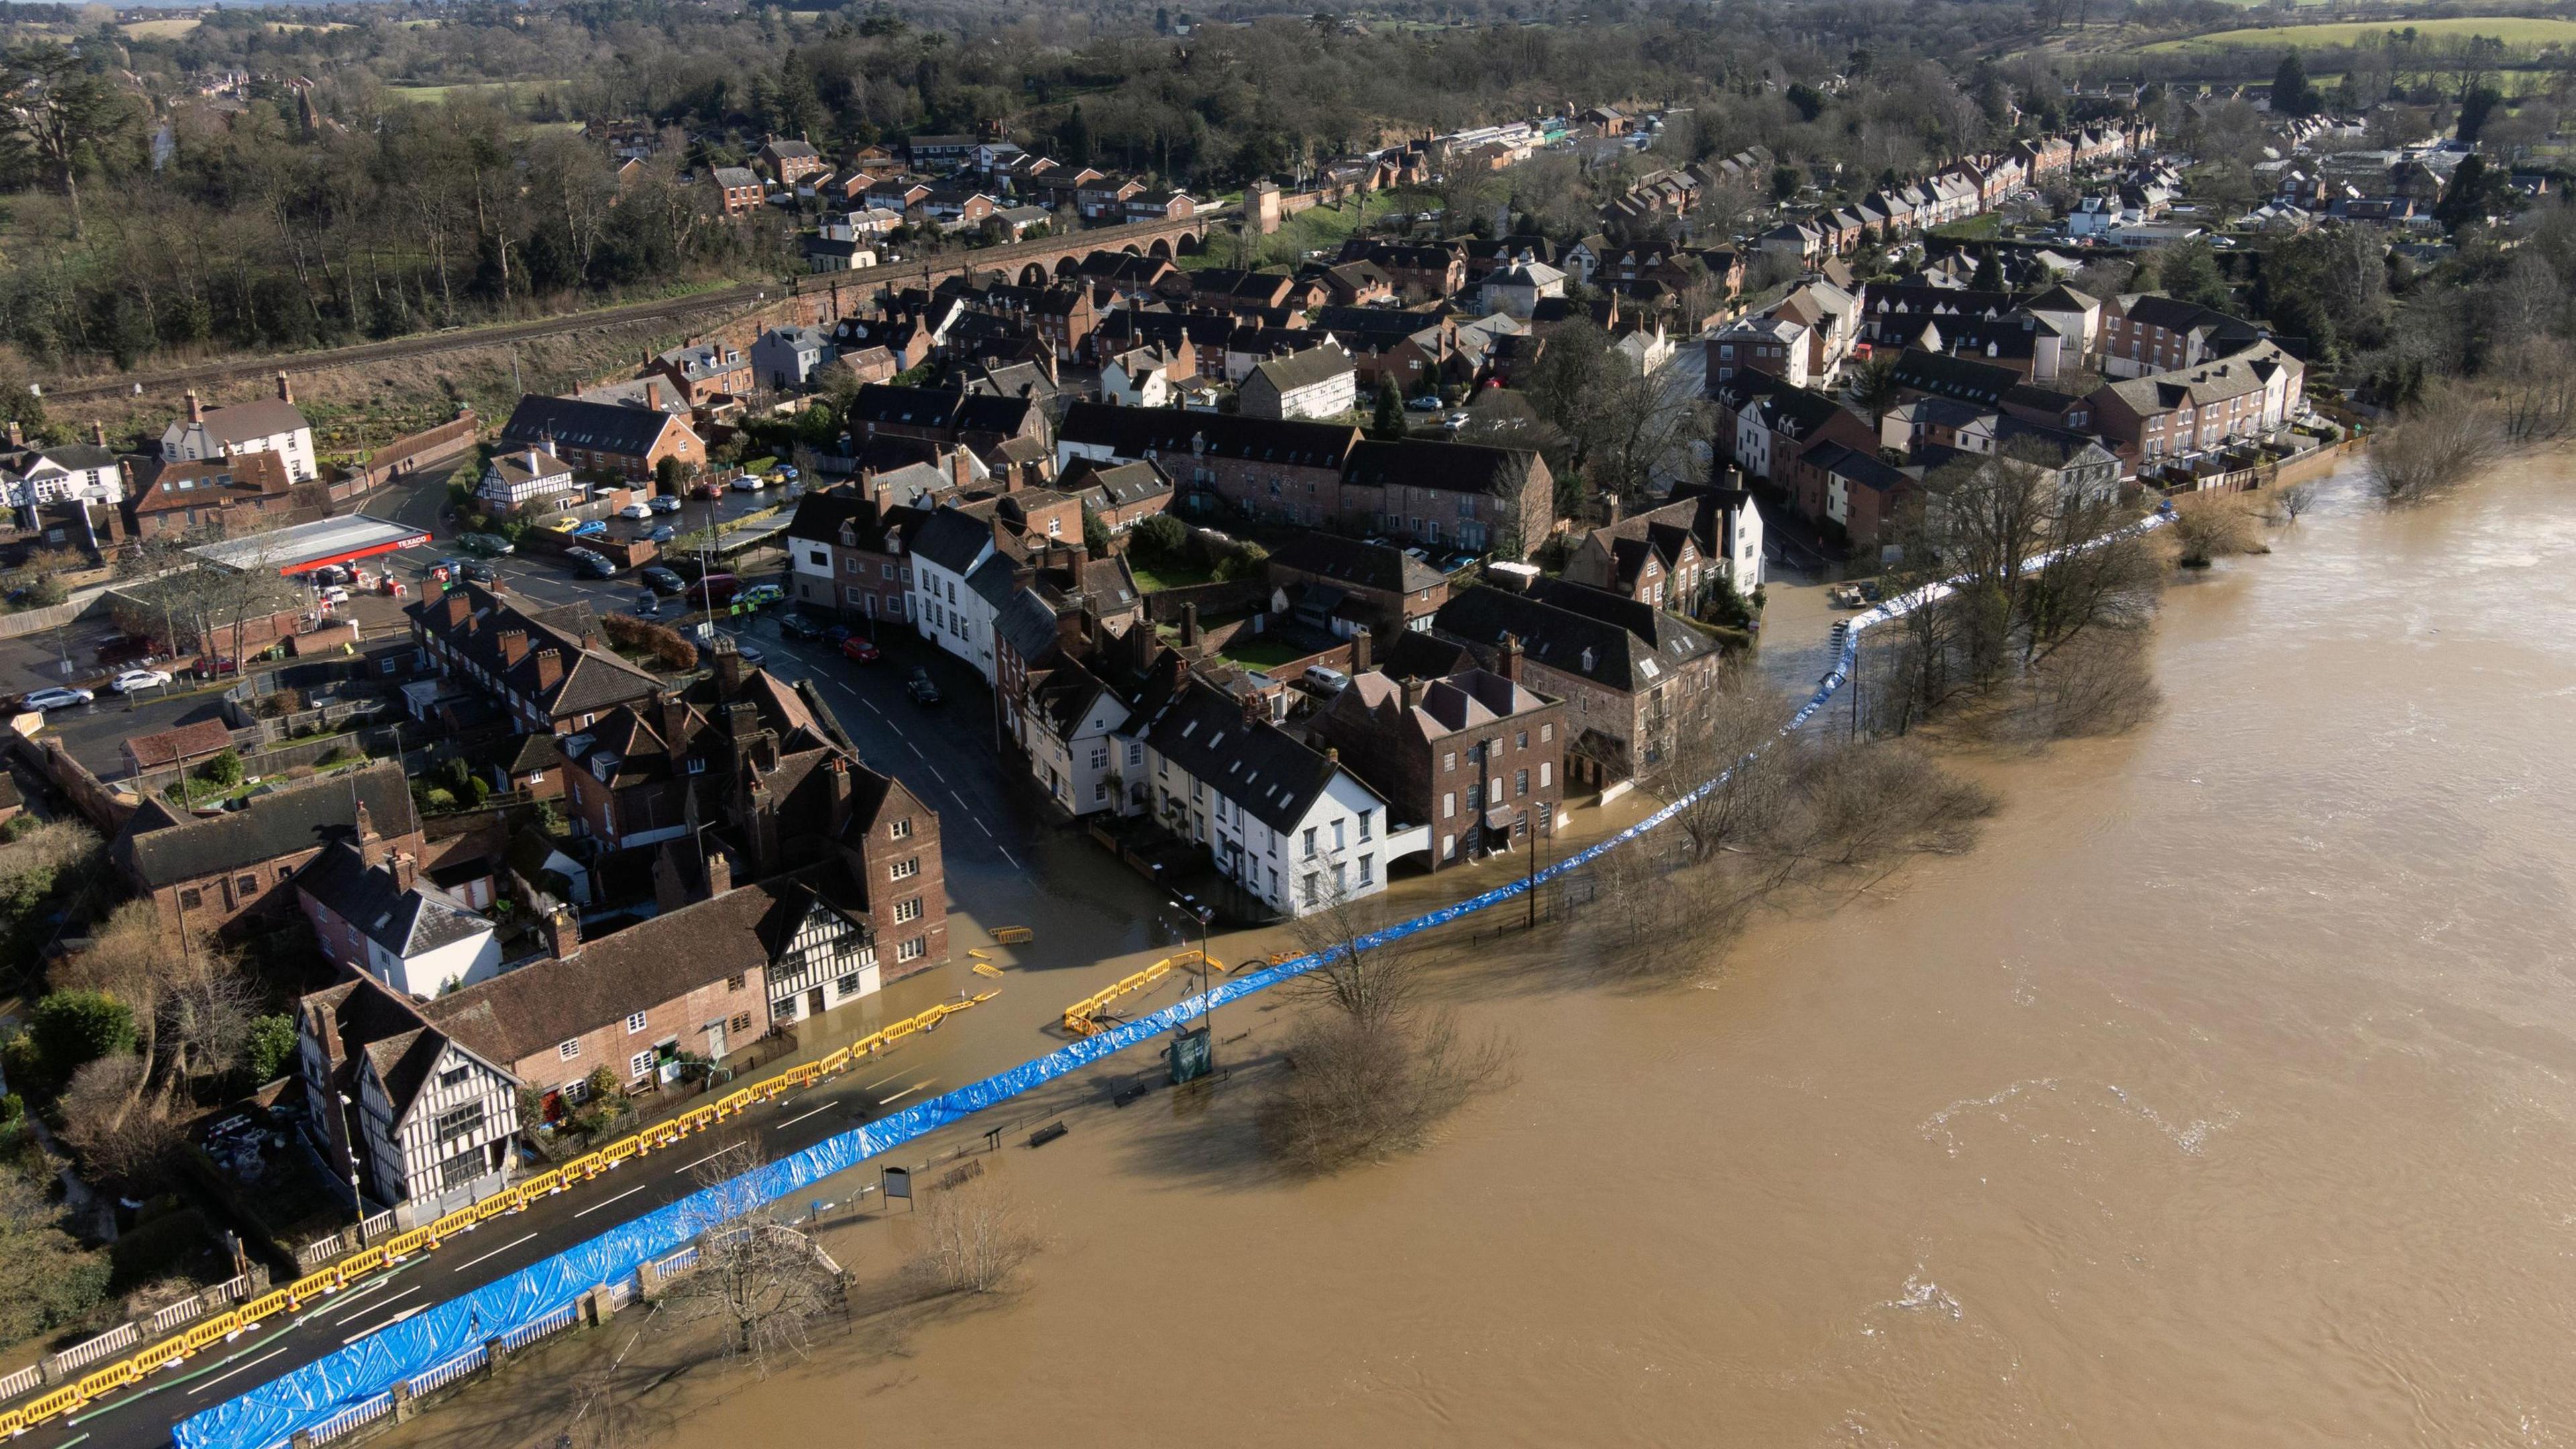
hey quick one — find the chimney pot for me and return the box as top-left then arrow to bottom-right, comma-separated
541,905 -> 582,960
533,648 -> 566,692
1498,631 -> 1523,684
91,419 -> 106,447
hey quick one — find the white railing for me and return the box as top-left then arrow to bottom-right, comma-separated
46,1321 -> 139,1374
407,1344 -> 488,1397
654,1245 -> 699,1276
0,1366 -> 38,1401
358,1210 -> 396,1242
497,1304 -> 576,1353
306,1391 -> 392,1446
297,1236 -> 345,1270
148,1294 -> 207,1336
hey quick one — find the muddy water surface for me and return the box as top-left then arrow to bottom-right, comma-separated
527,460 -> 2576,1446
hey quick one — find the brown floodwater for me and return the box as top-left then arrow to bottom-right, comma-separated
411,455 -> 2576,1448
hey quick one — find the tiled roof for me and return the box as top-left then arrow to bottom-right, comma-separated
114,763 -> 416,890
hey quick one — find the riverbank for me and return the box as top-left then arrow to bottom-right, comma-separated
372,452 -> 2576,1448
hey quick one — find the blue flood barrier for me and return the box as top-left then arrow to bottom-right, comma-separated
178,511 -> 2172,1449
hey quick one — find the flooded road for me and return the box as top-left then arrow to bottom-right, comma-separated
405,455 -> 2576,1448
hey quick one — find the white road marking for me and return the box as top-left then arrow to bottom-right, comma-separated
326,1285 -> 418,1330
781,1101 -> 835,1128
305,1275 -> 396,1322
998,847 -> 1020,868
190,1345 -> 294,1395
451,1232 -> 538,1273
865,699 -> 886,716
671,1146 -> 736,1175
341,1303 -> 425,1344
879,1079 -> 933,1106
572,1183 -> 651,1218
908,741 -> 926,759
928,764 -> 947,784
973,816 -> 991,837
862,1069 -> 906,1090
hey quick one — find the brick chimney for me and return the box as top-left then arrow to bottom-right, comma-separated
444,594 -> 472,628
825,753 -> 854,834
185,390 -> 203,425
1350,625 -> 1373,674
1497,631 -> 1522,684
541,904 -> 582,960
533,648 -> 565,692
660,694 -> 690,753
1400,676 -> 1425,712
1241,688 -> 1265,723
712,637 -> 747,698
1180,601 -> 1199,647
498,629 -> 529,667
90,420 -> 106,447
1065,539 -> 1089,570
949,446 -> 975,493
704,847 -> 733,898
390,851 -> 419,893
355,802 -> 386,866
276,372 -> 293,405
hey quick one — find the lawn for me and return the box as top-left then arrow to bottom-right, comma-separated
387,80 -> 561,105
1930,212 -> 2005,241
1130,561 -> 1215,592
1218,634 -> 1307,669
2143,15 -> 2576,50
1183,189 -> 1406,271
117,17 -> 201,40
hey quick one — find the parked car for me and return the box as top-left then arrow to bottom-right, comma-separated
641,566 -> 686,596
688,574 -> 743,610
904,667 -> 941,706
731,474 -> 765,492
1407,394 -> 1444,411
822,625 -> 853,645
648,525 -> 677,543
110,669 -> 171,694
740,583 -> 785,608
618,504 -> 653,520
21,687 -> 93,712
633,594 -> 659,615
543,516 -> 580,533
840,637 -> 881,664
310,564 -> 352,586
690,482 -> 724,501
572,520 -> 609,539
649,495 -> 684,514
565,548 -> 616,579
779,613 -> 824,640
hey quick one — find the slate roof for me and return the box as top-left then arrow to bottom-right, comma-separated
500,395 -> 692,459
1435,582 -> 1719,693
995,587 -> 1063,666
114,763 -> 416,890
906,506 -> 998,575
1269,532 -> 1445,595
405,582 -> 662,724
293,838 -> 492,959
1140,678 -> 1346,834
1246,346 -> 1357,396
847,385 -> 1034,438
1057,403 -> 1360,471
1340,438 -> 1542,497
191,400 -> 309,446
1058,458 -> 1172,512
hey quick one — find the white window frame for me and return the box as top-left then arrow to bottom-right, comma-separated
557,1039 -> 581,1061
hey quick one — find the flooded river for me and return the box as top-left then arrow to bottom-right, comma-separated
415,455 -> 2576,1448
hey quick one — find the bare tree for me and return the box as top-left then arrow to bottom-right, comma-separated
56,1057 -> 182,1187
2371,386 -> 2504,501
906,1175 -> 1042,1297
2270,480 -> 2318,525
661,1139 -> 844,1375
2165,492 -> 2265,567
1258,1007 -> 1514,1174
1285,876 -> 1419,1028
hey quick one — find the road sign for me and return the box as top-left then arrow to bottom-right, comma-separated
881,1165 -> 912,1200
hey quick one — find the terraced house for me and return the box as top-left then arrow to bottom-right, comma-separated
405,584 -> 663,735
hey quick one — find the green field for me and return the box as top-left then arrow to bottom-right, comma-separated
388,80 -> 561,105
117,17 -> 201,40
2144,15 -> 2576,50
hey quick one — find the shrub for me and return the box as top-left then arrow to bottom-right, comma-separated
197,750 -> 244,790
19,990 -> 136,1095
1130,513 -> 1185,561
242,1014 -> 297,1085
421,786 -> 458,812
1212,541 -> 1269,582
600,612 -> 699,672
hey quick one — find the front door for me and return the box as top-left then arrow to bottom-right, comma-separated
705,1019 -> 727,1059
808,987 -> 827,1018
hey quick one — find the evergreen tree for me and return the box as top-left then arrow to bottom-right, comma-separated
2434,153 -> 2510,231
2271,51 -> 2317,119
1372,378 -> 1407,439
1061,104 -> 1092,166
1971,247 -> 2004,291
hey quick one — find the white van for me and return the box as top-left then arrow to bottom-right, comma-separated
1304,665 -> 1350,694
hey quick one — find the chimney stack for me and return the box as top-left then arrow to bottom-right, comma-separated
533,648 -> 565,692
704,847 -> 733,899
541,904 -> 582,961
390,851 -> 419,893
185,390 -> 204,425
498,629 -> 529,666
949,446 -> 975,493
3,421 -> 19,447
1350,625 -> 1373,674
1180,601 -> 1199,647
713,637 -> 747,698
1497,631 -> 1523,684
444,593 -> 472,628
90,420 -> 106,447
1242,688 -> 1265,724
1400,676 -> 1425,712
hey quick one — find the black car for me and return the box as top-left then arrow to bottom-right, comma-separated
822,625 -> 853,645
779,614 -> 824,641
640,566 -> 686,595
905,667 -> 943,706
461,561 -> 498,584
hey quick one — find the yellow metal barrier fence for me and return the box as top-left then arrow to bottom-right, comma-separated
0,991 -> 995,1439
1060,951 -> 1221,1036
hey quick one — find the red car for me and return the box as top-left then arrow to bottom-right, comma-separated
687,574 -> 741,610
839,636 -> 881,664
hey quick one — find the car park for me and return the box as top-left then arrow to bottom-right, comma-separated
572,520 -> 609,538
840,637 -> 881,664
111,669 -> 172,694
779,613 -> 824,640
904,667 -> 941,705
21,687 -> 94,712
641,566 -> 686,595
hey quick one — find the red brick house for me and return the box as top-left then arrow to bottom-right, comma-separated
111,764 -> 423,945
